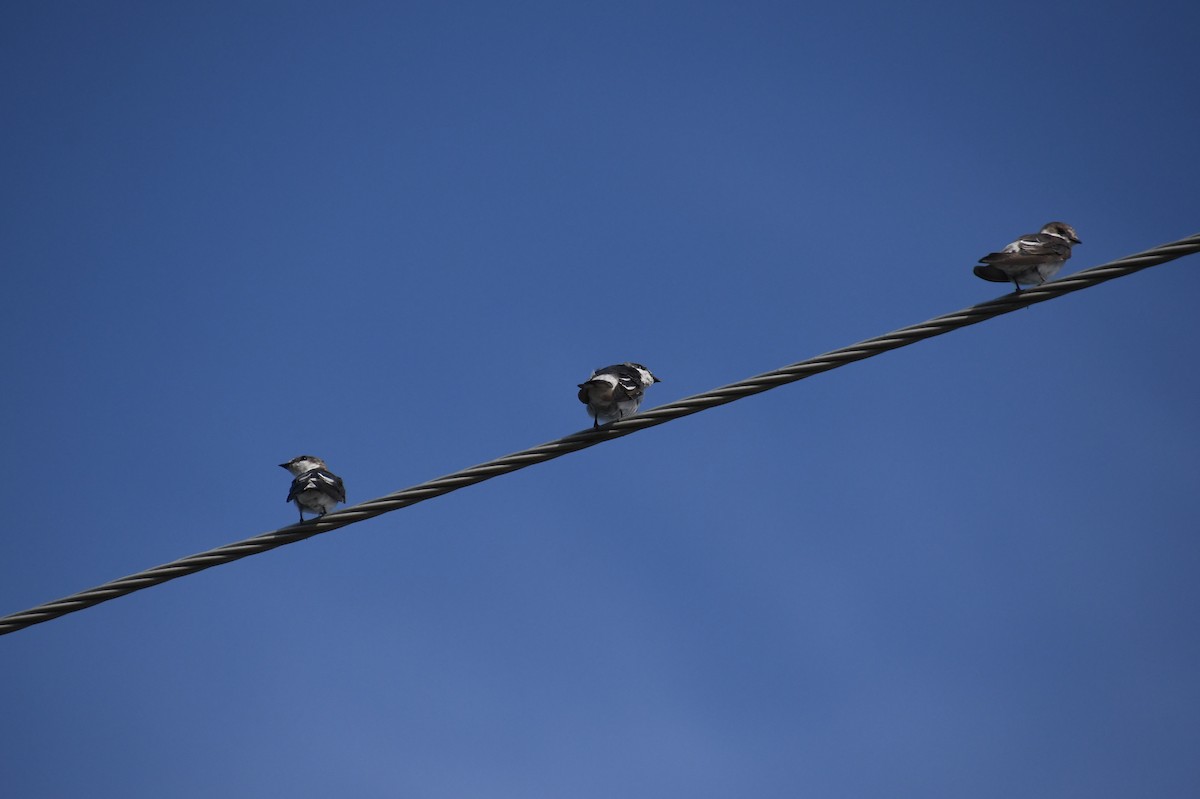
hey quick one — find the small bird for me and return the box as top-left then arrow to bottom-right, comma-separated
973,221 -> 1081,293
578,363 -> 660,428
280,455 -> 346,522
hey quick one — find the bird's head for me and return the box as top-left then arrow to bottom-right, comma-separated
280,455 -> 327,475
1042,221 -> 1081,245
626,363 -> 661,386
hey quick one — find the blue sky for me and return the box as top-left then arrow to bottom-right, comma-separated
3,1 -> 1199,796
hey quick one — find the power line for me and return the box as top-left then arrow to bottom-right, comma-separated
3,232 -> 1198,637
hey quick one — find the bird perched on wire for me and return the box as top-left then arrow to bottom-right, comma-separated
973,222 -> 1081,293
280,455 -> 346,522
578,363 -> 660,428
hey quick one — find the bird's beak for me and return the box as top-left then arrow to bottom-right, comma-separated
652,375 -> 662,383
1071,235 -> 1082,244
279,463 -> 291,470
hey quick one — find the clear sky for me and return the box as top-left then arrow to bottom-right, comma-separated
3,1 -> 1199,796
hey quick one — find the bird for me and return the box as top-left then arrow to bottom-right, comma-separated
280,455 -> 346,522
973,221 -> 1081,293
578,363 -> 660,428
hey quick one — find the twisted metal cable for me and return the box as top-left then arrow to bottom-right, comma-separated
3,232 -> 1198,637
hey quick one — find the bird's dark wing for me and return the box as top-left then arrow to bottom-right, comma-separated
588,365 -> 644,400
614,379 -> 644,402
288,468 -> 346,503
592,365 -> 641,399
979,233 -> 1072,267
322,470 -> 347,503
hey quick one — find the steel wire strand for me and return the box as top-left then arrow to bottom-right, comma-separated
2,232 -> 1198,637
